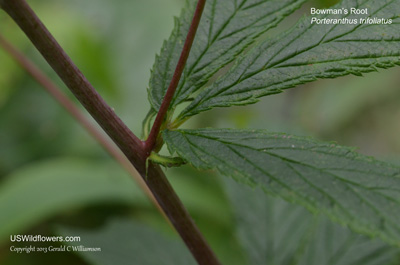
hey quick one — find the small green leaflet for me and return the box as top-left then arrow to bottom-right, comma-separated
178,0 -> 400,119
224,178 -> 399,265
148,152 -> 186,167
148,0 -> 306,111
163,128 -> 400,246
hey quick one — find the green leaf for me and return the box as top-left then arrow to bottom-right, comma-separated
58,218 -> 196,265
223,177 -> 400,265
163,128 -> 400,246
148,0 -> 306,111
179,0 -> 400,119
0,159 -> 143,244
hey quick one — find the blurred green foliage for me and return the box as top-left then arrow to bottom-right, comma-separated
0,0 -> 399,264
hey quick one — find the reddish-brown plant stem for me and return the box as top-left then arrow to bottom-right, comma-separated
0,0 -> 221,264
0,34 -> 167,220
144,0 -> 206,155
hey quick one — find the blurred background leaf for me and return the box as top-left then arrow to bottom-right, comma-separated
0,159 -> 143,244
58,218 -> 197,265
223,177 -> 400,265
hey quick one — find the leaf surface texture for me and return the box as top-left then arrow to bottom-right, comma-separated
148,0 -> 306,111
224,178 -> 399,265
164,128 -> 400,246
179,0 -> 400,118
